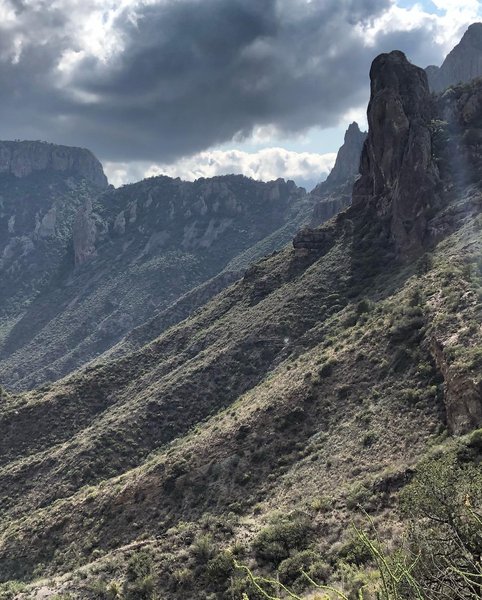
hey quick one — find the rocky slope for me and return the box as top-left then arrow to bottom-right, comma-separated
0,50 -> 480,600
426,22 -> 482,92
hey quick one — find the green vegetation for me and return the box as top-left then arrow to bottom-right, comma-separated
234,437 -> 482,599
253,513 -> 313,565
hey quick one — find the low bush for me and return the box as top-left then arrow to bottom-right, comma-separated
253,513 -> 312,565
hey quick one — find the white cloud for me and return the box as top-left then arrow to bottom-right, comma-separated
363,0 -> 482,59
104,148 -> 337,190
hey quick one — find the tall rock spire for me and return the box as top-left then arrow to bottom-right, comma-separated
353,50 -> 440,258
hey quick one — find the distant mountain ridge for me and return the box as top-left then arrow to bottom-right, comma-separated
0,172 -> 316,389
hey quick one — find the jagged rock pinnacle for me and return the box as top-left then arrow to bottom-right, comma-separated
353,50 -> 440,258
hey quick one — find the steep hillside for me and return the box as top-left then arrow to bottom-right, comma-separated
101,123 -> 368,361
0,51 -> 480,600
0,174 -> 314,390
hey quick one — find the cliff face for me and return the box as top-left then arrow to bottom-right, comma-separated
353,51 -> 440,258
0,155 -> 106,321
0,141 -> 108,188
427,23 -> 482,92
433,76 -> 482,190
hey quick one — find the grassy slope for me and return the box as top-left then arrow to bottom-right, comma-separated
0,181 -> 479,597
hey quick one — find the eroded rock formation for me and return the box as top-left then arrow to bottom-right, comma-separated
353,50 -> 440,258
310,122 -> 367,226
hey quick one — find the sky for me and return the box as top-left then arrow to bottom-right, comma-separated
0,0 -> 481,189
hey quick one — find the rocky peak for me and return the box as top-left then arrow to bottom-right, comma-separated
312,122 -> 366,195
426,22 -> 482,92
308,122 -> 367,227
352,50 -> 440,259
0,140 -> 108,188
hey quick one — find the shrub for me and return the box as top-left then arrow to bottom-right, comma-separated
362,431 -> 378,447
277,550 -> 321,587
105,581 -> 123,600
318,359 -> 336,378
345,483 -> 373,510
125,550 -> 153,582
253,513 -> 312,565
124,550 -> 155,600
125,575 -> 155,600
191,534 -> 216,562
356,298 -> 372,315
335,536 -> 372,567
400,444 -> 482,598
207,550 -> 234,581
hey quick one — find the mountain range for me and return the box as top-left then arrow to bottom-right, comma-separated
0,24 -> 481,600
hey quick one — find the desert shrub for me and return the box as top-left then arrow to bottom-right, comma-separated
277,549 -> 322,588
228,572 -> 274,600
191,534 -> 217,562
400,387 -> 422,405
318,359 -> 337,378
362,431 -> 378,447
105,581 -> 123,600
125,575 -> 155,600
345,483 -> 373,511
336,536 -> 372,567
309,496 -> 331,512
356,298 -> 372,315
171,567 -> 192,588
399,438 -> 482,599
253,513 -> 312,565
125,550 -> 153,582
0,581 -> 27,600
207,550 -> 234,581
124,550 -> 155,600
388,309 -> 425,344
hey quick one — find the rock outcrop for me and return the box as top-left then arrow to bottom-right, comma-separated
292,225 -> 334,253
0,140 -> 108,188
310,122 -> 366,226
426,23 -> 482,92
312,122 -> 366,194
73,200 -> 98,266
431,337 -> 482,435
433,76 -> 482,188
352,51 -> 440,258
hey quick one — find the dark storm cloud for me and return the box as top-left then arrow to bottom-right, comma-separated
0,0 -> 444,162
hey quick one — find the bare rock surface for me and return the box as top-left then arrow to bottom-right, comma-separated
427,23 -> 482,92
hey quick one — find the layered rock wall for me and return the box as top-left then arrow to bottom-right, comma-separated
0,141 -> 108,188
